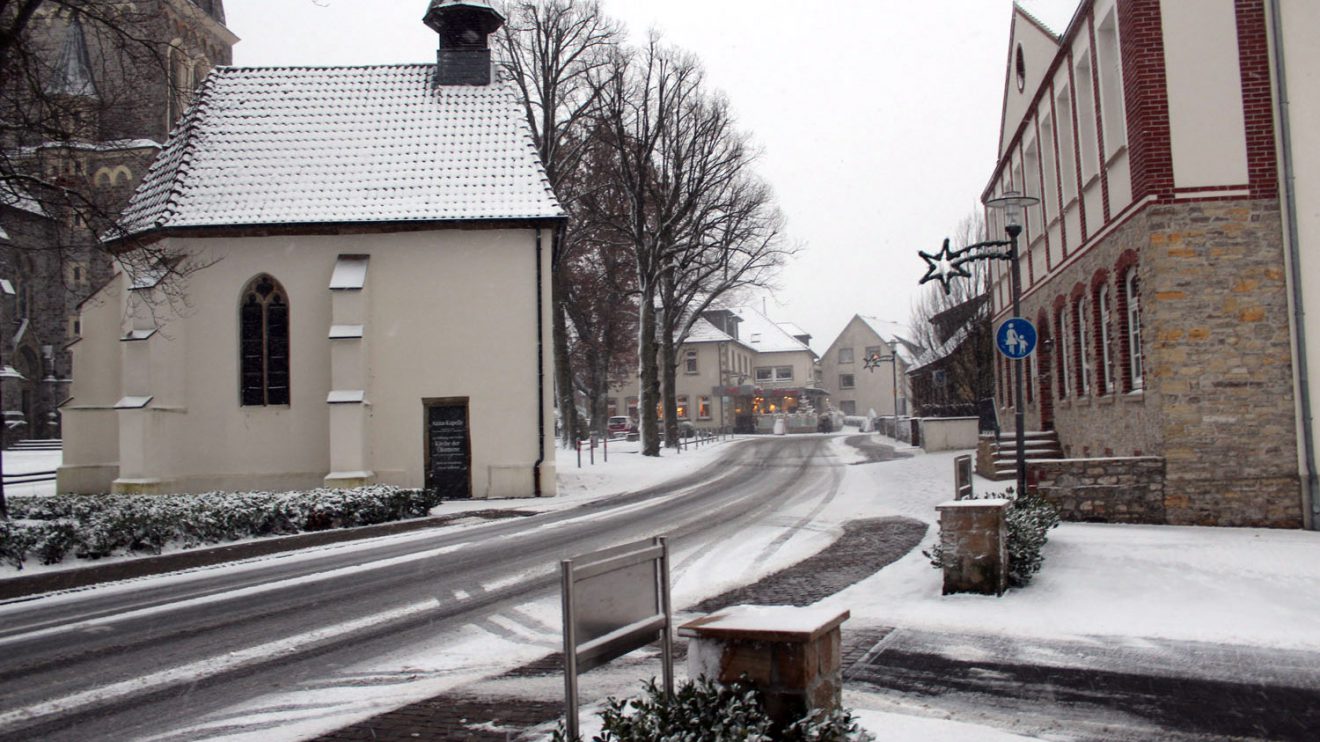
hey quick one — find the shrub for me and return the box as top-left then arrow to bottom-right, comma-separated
925,486 -> 1061,588
2,485 -> 435,567
553,676 -> 872,742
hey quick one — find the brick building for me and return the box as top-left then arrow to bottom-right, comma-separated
983,0 -> 1314,528
0,1 -> 234,443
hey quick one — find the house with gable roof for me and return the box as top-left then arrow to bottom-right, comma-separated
820,315 -> 916,419
606,305 -> 822,435
57,0 -> 564,498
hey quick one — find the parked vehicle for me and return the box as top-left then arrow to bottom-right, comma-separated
607,416 -> 631,438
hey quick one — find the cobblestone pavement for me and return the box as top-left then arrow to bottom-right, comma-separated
847,628 -> 1320,742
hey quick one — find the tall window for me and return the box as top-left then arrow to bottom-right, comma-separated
1057,308 -> 1072,398
1097,284 -> 1114,394
1125,271 -> 1143,390
1074,296 -> 1091,396
1097,9 -> 1127,157
240,274 -> 290,406
685,350 -> 698,374
698,396 -> 712,420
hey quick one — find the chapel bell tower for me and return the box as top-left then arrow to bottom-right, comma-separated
423,0 -> 505,86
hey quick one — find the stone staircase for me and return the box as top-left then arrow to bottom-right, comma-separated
8,438 -> 62,451
989,430 -> 1063,481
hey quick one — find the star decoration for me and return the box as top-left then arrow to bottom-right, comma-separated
919,238 -> 972,295
863,353 -> 888,372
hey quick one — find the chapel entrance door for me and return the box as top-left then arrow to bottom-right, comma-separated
424,398 -> 472,499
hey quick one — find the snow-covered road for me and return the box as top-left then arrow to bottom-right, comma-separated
0,435 -> 848,741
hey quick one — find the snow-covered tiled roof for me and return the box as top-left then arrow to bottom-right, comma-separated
731,305 -> 813,355
851,315 -> 920,366
111,64 -> 564,242
685,317 -> 735,344
0,180 -> 49,217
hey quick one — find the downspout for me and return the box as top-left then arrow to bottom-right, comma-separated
1268,0 -> 1318,529
533,227 -> 546,497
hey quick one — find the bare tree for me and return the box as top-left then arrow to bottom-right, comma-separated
590,36 -> 715,456
908,211 -> 993,416
496,0 -> 622,447
657,170 -> 791,447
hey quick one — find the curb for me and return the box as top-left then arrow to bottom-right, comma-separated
0,509 -> 532,601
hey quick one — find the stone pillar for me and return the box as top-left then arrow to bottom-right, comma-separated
678,605 -> 848,731
936,499 -> 1009,595
325,255 -> 373,488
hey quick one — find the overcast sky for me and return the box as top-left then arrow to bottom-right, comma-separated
223,0 -> 1080,352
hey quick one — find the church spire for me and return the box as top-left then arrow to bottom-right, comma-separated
46,15 -> 98,100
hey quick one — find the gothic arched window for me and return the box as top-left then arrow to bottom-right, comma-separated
239,274 -> 290,406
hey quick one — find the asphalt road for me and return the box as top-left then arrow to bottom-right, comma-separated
0,435 -> 843,741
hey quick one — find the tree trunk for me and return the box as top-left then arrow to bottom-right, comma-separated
638,288 -> 660,456
552,273 -> 579,447
660,327 -> 679,448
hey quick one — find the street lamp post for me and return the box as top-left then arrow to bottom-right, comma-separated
863,349 -> 900,433
918,190 -> 1039,498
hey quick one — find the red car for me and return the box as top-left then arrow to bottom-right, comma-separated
607,416 -> 631,438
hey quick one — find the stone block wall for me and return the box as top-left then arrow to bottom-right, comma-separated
1145,200 -> 1301,527
996,198 -> 1303,528
1032,457 -> 1166,524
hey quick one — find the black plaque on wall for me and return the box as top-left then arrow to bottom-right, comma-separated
424,398 -> 472,499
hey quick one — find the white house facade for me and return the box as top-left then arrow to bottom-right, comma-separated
58,1 -> 564,499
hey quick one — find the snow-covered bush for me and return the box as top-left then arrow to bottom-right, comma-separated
553,676 -> 872,742
924,486 -> 1061,588
0,486 -> 440,569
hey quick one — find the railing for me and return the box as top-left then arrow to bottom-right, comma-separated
3,469 -> 56,486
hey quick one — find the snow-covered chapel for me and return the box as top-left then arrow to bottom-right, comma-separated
57,1 -> 563,498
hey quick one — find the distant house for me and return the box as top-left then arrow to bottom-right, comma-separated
58,1 -> 564,498
607,305 -> 822,434
819,315 -> 916,418
906,296 -> 991,418
983,0 -> 1315,527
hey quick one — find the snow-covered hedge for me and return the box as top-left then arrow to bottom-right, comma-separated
0,486 -> 440,570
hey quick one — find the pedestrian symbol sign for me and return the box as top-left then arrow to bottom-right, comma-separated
996,318 -> 1037,359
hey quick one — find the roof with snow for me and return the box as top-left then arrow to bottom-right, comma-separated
110,64 -> 564,242
0,180 -> 49,217
730,306 -> 814,355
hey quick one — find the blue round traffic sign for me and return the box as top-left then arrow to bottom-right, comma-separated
996,318 -> 1037,359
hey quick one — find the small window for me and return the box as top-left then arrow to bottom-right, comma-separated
839,374 -> 855,390
676,395 -> 689,419
776,366 -> 793,381
240,274 -> 290,406
1015,44 -> 1026,92
698,396 -> 712,420
838,347 -> 854,364
840,400 -> 857,415
755,367 -> 774,383
685,350 -> 698,374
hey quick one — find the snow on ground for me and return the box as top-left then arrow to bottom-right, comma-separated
813,433 -> 1320,652
2,449 -> 59,497
11,431 -> 1320,741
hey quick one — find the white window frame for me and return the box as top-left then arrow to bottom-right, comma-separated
684,350 -> 698,374
1075,296 -> 1091,396
1099,284 -> 1114,393
839,373 -> 855,390
1126,271 -> 1143,390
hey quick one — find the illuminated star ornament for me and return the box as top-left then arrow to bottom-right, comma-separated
863,353 -> 885,372
918,238 -> 972,295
